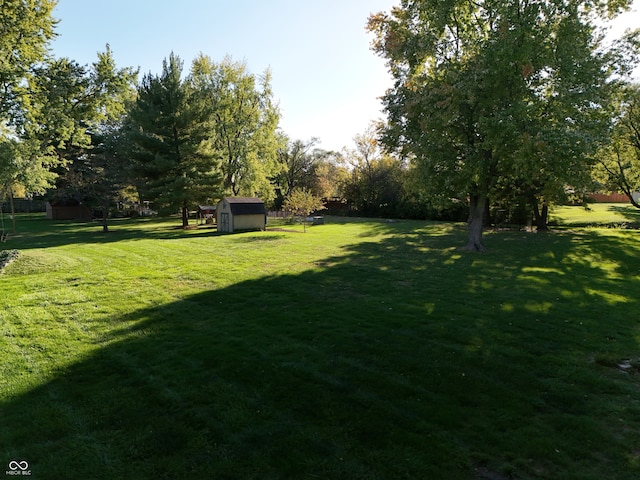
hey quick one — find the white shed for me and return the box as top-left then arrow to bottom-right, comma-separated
216,197 -> 267,233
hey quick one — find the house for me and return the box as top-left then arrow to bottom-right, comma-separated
216,197 -> 266,233
46,200 -> 92,221
198,205 -> 216,225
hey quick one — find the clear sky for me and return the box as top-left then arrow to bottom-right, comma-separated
50,0 -> 397,152
50,1 -> 638,153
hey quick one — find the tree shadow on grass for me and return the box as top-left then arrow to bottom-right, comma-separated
607,205 -> 640,227
5,215 -> 226,251
2,226 -> 640,479
6,215 -> 407,252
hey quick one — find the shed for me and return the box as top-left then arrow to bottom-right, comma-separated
46,200 -> 92,221
216,197 -> 267,233
198,205 -> 216,224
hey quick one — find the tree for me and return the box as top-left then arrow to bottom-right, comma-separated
79,121 -> 134,232
273,137 -> 321,207
128,53 -> 223,227
283,188 -> 325,232
190,55 -> 282,200
78,47 -> 138,232
594,84 -> 640,208
0,134 -> 57,232
10,46 -> 137,231
342,127 -> 406,217
1,54 -> 91,229
0,0 -> 57,120
368,0 -> 639,250
312,150 -> 350,200
0,0 -> 57,221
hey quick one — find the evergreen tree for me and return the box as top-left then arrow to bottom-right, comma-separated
128,53 -> 223,227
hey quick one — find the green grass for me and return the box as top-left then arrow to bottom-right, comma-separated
2,213 -> 640,479
550,202 -> 640,227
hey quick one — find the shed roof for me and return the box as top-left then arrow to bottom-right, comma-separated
220,197 -> 267,215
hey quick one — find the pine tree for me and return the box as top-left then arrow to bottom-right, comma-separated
128,53 -> 223,227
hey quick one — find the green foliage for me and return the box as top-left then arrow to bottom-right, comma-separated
342,126 -> 406,217
128,53 -> 223,226
283,187 -> 325,231
7,46 -> 138,212
190,55 -> 282,200
593,83 -> 640,208
0,136 -> 57,198
0,0 -> 57,118
0,0 -> 57,199
312,151 -> 350,200
271,137 -> 348,210
273,137 -> 320,200
368,0 -> 639,249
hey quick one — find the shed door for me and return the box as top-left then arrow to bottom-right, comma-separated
220,213 -> 230,232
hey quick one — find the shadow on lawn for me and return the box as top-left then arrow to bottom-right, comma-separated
607,205 -> 640,227
3,226 -> 640,479
5,214 -> 403,251
4,215 -> 223,251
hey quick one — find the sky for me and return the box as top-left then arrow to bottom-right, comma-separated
51,1 -> 639,153
50,0 -> 397,152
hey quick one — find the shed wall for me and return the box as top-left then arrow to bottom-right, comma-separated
233,214 -> 265,231
46,203 -> 92,221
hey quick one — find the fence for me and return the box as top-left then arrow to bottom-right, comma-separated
589,193 -> 630,203
268,210 -> 291,218
0,198 -> 47,213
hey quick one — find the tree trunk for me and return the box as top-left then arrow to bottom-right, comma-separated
9,187 -> 16,233
628,193 -> 640,210
464,194 -> 487,252
182,205 -> 189,228
101,198 -> 109,233
532,198 -> 549,231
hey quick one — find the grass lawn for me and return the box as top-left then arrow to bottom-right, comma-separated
550,202 -> 640,227
1,213 -> 640,479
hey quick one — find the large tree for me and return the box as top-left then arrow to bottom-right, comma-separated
190,55 -> 282,200
368,0 -> 639,250
14,47 -> 137,230
76,47 -> 138,232
0,0 -> 57,216
312,150 -> 350,200
128,54 -> 223,227
0,0 -> 57,119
